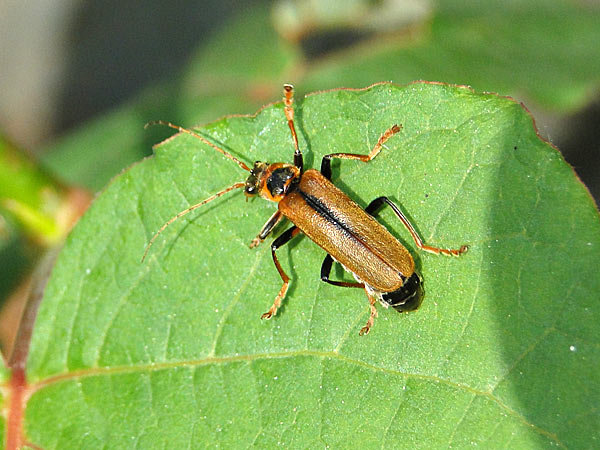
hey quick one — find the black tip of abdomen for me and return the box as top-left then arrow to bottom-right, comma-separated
381,272 -> 424,312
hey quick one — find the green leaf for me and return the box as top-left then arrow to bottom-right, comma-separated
24,83 -> 598,448
302,0 -> 600,111
0,363 -> 7,444
0,137 -> 67,245
41,4 -> 300,192
41,1 -> 600,193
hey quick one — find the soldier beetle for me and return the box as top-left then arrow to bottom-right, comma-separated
143,85 -> 467,335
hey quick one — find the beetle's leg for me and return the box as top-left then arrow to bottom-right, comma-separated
320,124 -> 402,179
283,84 -> 303,172
366,196 -> 468,257
320,254 -> 364,288
250,210 -> 283,248
359,292 -> 378,336
261,226 -> 302,320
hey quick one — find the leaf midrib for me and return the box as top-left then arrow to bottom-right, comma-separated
26,348 -> 563,446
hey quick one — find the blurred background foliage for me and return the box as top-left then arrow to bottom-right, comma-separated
0,0 -> 599,354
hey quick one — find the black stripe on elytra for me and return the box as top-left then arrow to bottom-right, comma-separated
299,189 -> 405,279
299,190 -> 355,237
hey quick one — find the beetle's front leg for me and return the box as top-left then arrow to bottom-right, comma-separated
250,210 -> 283,248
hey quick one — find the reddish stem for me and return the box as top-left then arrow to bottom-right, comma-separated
5,368 -> 26,450
4,248 -> 59,450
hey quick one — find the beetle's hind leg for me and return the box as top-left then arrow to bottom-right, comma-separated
365,197 -> 468,256
320,124 -> 402,179
261,226 -> 302,320
321,255 -> 377,335
320,254 -> 364,288
359,292 -> 378,336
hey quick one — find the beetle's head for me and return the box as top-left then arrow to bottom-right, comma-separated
245,161 -> 300,202
244,161 -> 268,197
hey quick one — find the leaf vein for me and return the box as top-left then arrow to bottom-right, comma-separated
30,349 -> 564,446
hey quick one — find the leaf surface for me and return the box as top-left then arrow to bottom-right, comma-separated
24,83 -> 599,448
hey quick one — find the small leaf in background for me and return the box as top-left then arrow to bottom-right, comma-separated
12,83 -> 598,448
0,137 -> 90,247
0,361 -> 7,443
39,1 -> 600,194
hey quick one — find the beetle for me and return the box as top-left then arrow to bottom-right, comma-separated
143,84 -> 468,335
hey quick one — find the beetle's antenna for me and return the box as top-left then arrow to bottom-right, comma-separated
141,182 -> 246,262
145,120 -> 251,172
